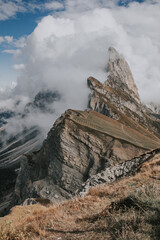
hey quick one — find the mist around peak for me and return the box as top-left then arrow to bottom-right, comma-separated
0,0 -> 160,140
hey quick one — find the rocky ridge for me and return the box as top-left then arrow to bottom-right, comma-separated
88,47 -> 160,138
15,109 -> 149,204
1,47 -> 160,217
105,47 -> 140,103
15,109 -> 160,205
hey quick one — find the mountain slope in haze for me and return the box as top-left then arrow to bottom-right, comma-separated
25,90 -> 61,113
0,127 -> 42,217
0,110 -> 14,127
0,90 -> 61,216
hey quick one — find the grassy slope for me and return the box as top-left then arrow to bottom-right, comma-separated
0,152 -> 160,240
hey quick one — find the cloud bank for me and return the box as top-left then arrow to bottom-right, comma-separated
1,0 -> 160,138
0,0 -> 65,21
15,1 -> 160,101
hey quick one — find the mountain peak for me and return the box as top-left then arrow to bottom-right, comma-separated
108,47 -> 120,61
105,47 -> 140,103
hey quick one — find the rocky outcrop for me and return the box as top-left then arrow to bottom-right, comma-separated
105,47 -> 140,103
14,109 -> 160,205
78,148 -> 160,197
88,48 -> 160,138
22,197 -> 51,206
145,102 -> 160,120
145,103 -> 160,115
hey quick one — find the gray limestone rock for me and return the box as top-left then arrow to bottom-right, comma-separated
87,47 -> 160,138
77,148 -> 160,197
105,47 -> 140,103
14,109 -> 148,205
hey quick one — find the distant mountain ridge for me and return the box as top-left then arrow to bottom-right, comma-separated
0,110 -> 14,127
25,90 -> 61,113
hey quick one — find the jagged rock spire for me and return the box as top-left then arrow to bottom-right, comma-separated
105,47 -> 140,103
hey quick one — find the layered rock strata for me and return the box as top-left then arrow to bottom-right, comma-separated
15,109 -> 160,205
106,47 -> 140,103
88,48 -> 160,138
78,148 -> 160,197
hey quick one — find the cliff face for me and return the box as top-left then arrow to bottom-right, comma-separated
15,109 -> 160,204
88,47 -> 160,138
105,47 -> 140,103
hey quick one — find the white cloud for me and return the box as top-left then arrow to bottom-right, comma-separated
3,49 -> 21,56
4,36 -> 13,43
0,35 -> 13,44
11,81 -> 17,88
13,64 -> 25,70
0,0 -> 64,21
14,36 -> 26,48
45,1 -> 64,11
0,0 -> 25,21
0,36 -> 26,58
64,0 -> 118,13
2,0 -> 160,138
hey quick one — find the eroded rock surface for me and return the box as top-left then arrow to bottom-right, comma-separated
15,109 -> 160,205
78,148 -> 160,197
105,47 -> 140,102
88,48 -> 160,138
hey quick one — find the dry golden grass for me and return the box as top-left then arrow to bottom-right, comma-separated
1,153 -> 160,240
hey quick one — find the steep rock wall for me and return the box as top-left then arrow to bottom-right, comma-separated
15,109 -> 158,204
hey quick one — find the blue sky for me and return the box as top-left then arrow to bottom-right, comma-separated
0,0 -> 155,88
118,0 -> 144,6
0,0 -> 65,86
